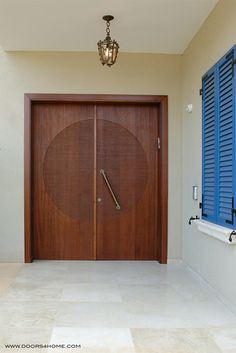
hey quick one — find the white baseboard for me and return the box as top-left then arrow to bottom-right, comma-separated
167,258 -> 183,265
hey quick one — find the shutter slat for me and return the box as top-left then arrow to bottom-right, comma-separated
218,52 -> 234,224
202,70 -> 217,220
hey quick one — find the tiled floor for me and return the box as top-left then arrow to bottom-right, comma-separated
0,261 -> 236,352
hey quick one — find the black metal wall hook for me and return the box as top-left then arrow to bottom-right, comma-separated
229,230 -> 236,242
188,215 -> 200,225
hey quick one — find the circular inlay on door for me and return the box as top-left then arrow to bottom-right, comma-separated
43,119 -> 148,222
96,119 -> 148,219
43,119 -> 94,222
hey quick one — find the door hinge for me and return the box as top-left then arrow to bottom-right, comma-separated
199,88 -> 203,97
157,138 -> 161,149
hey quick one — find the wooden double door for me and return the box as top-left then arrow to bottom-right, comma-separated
32,102 -> 160,260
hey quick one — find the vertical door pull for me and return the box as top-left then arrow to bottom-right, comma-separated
100,169 -> 121,210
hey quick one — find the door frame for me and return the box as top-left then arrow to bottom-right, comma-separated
24,94 -> 168,263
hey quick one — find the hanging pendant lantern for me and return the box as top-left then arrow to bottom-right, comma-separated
97,15 -> 119,67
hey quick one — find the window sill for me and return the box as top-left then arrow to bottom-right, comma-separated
193,219 -> 236,244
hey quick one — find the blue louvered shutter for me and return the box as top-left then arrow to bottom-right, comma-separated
202,45 -> 236,228
217,49 -> 235,226
202,68 -> 217,222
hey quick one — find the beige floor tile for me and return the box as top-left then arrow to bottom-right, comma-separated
2,282 -> 63,302
0,278 -> 13,294
0,327 -> 52,343
0,327 -> 52,353
48,327 -> 135,353
123,298 -> 236,329
0,264 -> 23,278
14,271 -> 67,286
132,328 -> 222,353
63,261 -> 116,285
208,327 -> 236,352
61,283 -> 122,302
55,302 -> 126,327
0,300 -> 58,330
119,283 -> 180,303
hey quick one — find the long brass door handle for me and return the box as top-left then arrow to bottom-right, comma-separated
100,169 -> 121,210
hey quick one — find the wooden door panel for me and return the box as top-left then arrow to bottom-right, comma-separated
97,119 -> 148,215
43,120 -> 94,221
96,104 -> 159,260
32,103 -> 95,260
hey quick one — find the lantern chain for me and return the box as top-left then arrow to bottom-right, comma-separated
106,21 -> 111,36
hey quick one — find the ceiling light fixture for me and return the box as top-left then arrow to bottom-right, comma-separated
97,15 -> 119,67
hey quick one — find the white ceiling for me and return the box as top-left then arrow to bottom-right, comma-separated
0,0 -> 219,54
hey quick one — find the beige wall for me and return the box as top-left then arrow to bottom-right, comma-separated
182,0 -> 236,309
0,50 -> 182,262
